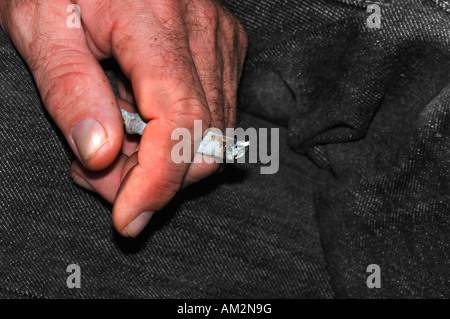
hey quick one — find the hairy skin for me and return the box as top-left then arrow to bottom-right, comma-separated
0,0 -> 247,237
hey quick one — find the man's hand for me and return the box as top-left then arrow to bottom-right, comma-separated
0,0 -> 247,237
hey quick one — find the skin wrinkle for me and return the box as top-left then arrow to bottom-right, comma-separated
42,72 -> 92,122
116,30 -> 191,82
33,48 -> 95,118
83,28 -> 109,60
1,0 -> 36,34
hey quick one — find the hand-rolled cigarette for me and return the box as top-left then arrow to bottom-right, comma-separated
121,109 -> 147,135
120,109 -> 249,161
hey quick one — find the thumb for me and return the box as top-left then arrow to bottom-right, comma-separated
2,1 -> 123,170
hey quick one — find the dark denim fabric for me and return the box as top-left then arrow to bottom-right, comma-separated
230,0 -> 450,297
1,0 -> 450,298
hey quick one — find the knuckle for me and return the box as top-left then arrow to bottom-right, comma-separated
198,5 -> 220,45
198,0 -> 219,28
1,0 -> 37,39
185,0 -> 219,52
1,0 -> 32,22
221,13 -> 237,42
149,0 -> 185,31
168,99 -> 211,129
40,67 -> 90,122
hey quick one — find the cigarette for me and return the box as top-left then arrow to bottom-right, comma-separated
120,109 -> 249,161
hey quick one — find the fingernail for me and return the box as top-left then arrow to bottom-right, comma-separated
117,80 -> 134,104
117,81 -> 127,100
70,172 -> 95,192
72,118 -> 108,162
125,211 -> 154,238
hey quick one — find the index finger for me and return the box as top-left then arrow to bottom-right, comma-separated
113,88 -> 211,237
111,21 -> 212,237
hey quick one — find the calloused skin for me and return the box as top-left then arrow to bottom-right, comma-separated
0,0 -> 247,237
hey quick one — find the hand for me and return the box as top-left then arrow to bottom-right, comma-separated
0,0 -> 247,237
